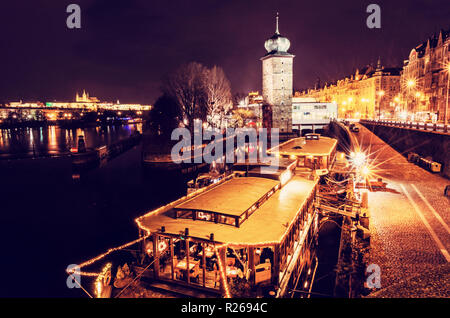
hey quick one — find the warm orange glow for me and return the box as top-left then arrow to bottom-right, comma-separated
66,236 -> 149,277
95,263 -> 111,298
279,169 -> 292,186
361,165 -> 371,177
68,171 -> 319,298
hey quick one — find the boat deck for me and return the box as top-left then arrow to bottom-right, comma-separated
176,177 -> 278,216
138,174 -> 317,244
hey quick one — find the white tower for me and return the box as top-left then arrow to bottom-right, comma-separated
261,13 -> 294,133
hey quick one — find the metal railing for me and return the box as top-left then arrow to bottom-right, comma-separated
360,119 -> 449,134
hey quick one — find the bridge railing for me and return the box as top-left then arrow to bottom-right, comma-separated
360,119 -> 449,134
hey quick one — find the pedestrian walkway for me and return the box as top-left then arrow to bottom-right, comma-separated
351,123 -> 450,297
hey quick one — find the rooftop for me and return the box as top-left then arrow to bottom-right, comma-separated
269,135 -> 337,157
137,174 -> 317,244
175,177 -> 278,217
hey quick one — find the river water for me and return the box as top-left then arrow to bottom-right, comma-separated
0,125 -> 338,297
0,124 -> 143,159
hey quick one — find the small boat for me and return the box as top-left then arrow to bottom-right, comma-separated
187,172 -> 225,194
142,135 -> 209,175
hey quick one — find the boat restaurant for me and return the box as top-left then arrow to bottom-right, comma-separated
70,134 -> 338,298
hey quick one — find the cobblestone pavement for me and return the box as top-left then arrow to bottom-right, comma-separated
351,123 -> 450,297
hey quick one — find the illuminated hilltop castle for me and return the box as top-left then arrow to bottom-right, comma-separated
76,90 -> 100,103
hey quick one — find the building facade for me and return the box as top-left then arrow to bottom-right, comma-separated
297,60 -> 401,119
261,15 -> 294,133
299,28 -> 450,122
401,29 -> 450,122
291,100 -> 337,133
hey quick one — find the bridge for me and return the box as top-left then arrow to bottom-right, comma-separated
361,119 -> 450,134
359,119 -> 450,178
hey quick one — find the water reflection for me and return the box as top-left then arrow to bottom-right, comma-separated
0,123 -> 142,158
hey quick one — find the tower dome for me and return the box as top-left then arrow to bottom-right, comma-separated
264,13 -> 291,54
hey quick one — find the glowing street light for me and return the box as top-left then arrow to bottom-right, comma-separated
445,63 -> 450,127
349,151 -> 366,168
377,91 -> 385,120
361,165 -> 370,177
353,152 -> 366,167
404,78 -> 417,119
407,79 -> 416,88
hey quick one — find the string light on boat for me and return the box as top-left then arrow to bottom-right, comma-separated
66,235 -> 149,277
94,263 -> 111,298
214,244 -> 232,298
145,242 -> 153,255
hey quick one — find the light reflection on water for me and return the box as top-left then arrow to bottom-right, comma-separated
0,123 -> 142,158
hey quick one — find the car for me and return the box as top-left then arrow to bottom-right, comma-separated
351,126 -> 360,133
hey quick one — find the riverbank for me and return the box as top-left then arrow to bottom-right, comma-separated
0,123 -> 143,160
0,119 -> 143,129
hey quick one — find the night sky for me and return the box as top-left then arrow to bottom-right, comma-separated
0,0 -> 448,104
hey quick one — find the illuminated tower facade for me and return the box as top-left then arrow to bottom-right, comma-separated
261,13 -> 294,133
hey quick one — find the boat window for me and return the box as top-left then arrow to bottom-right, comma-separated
197,211 -> 213,221
177,210 -> 193,219
218,215 -> 237,226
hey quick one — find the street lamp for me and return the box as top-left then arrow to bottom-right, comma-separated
377,91 -> 385,120
361,98 -> 369,119
445,64 -> 450,127
406,79 -> 416,120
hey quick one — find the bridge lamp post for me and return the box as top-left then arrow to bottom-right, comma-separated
445,64 -> 450,127
377,91 -> 384,120
406,79 -> 416,121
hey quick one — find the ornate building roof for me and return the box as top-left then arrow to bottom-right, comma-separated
264,13 -> 291,56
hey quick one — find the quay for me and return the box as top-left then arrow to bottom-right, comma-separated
347,122 -> 450,297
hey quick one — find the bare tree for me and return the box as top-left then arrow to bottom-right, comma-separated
233,92 -> 247,107
204,66 -> 232,128
162,62 -> 208,131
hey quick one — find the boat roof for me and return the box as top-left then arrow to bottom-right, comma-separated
269,136 -> 337,157
176,177 -> 278,216
137,174 -> 317,244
